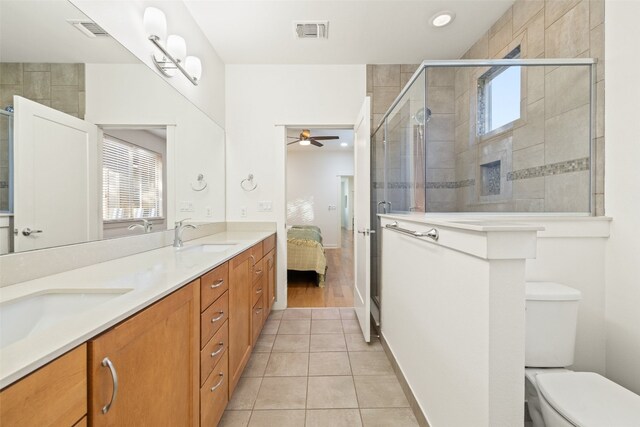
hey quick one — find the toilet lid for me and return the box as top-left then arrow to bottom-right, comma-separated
537,372 -> 640,427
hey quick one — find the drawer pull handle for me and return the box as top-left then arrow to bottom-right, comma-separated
210,372 -> 224,392
255,308 -> 263,314
101,357 -> 118,415
211,311 -> 225,323
249,254 -> 256,267
256,288 -> 263,294
210,342 -> 224,357
210,279 -> 224,289
255,269 -> 263,275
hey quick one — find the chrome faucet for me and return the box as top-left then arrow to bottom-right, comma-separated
173,219 -> 197,248
128,219 -> 153,233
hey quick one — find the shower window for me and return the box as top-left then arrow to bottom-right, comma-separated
478,47 -> 522,135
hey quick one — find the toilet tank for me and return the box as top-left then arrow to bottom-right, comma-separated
525,282 -> 581,367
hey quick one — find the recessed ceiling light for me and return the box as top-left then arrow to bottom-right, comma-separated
340,142 -> 348,147
430,11 -> 455,28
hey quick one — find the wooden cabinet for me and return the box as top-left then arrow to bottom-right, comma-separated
228,248 -> 253,396
200,351 -> 228,427
88,282 -> 199,427
0,345 -> 87,427
265,249 -> 276,316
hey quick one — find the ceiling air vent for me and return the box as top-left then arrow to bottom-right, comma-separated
67,19 -> 110,38
294,21 -> 329,39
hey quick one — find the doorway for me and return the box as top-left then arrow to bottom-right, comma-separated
285,127 -> 355,307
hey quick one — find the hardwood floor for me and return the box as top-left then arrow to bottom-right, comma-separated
287,228 -> 354,307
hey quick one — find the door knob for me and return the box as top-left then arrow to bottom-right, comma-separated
22,227 -> 43,236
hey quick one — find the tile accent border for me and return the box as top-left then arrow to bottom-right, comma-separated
507,157 -> 590,181
373,179 -> 475,190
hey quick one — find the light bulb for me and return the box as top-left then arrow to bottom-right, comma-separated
299,140 -> 311,146
430,11 -> 455,27
143,7 -> 166,40
167,35 -> 187,62
185,56 -> 202,81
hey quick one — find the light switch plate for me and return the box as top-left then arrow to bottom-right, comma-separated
179,201 -> 194,212
257,201 -> 273,212
240,207 -> 247,218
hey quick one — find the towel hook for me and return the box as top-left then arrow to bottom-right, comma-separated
241,174 -> 257,192
191,173 -> 208,191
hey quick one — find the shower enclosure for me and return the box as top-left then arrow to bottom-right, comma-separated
370,59 -> 597,308
0,109 -> 13,213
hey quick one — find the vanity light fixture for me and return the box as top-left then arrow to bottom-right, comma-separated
430,11 -> 455,27
144,7 -> 202,85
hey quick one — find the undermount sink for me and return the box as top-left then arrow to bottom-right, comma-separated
0,289 -> 132,349
181,243 -> 238,253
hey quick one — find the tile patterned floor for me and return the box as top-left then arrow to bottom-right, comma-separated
218,308 -> 420,427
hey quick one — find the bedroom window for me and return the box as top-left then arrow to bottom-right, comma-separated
478,46 -> 521,135
102,136 -> 163,221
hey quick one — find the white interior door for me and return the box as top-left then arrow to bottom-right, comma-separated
353,97 -> 371,342
14,96 -> 99,252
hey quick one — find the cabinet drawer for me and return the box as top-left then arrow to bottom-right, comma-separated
0,344 -> 87,427
251,297 -> 265,345
201,320 -> 229,386
201,263 -> 229,312
201,291 -> 229,347
263,234 -> 276,253
73,416 -> 87,427
249,242 -> 263,265
252,275 -> 266,307
252,257 -> 264,284
200,351 -> 228,427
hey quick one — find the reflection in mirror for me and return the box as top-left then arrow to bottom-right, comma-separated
0,0 -> 225,254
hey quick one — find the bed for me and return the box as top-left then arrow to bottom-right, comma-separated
287,225 -> 327,287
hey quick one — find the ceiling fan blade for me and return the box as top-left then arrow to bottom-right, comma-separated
309,136 -> 339,140
287,139 -> 301,145
309,139 -> 324,147
287,136 -> 299,139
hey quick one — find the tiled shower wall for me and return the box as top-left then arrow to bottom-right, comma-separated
367,0 -> 605,215
0,63 -> 86,211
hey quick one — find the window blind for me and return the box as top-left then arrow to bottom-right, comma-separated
102,136 -> 163,221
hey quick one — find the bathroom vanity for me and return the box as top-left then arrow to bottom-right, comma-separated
0,231 -> 276,427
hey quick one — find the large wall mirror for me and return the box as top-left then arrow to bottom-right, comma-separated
0,0 -> 226,254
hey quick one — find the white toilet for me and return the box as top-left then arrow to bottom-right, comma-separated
524,282 -> 640,427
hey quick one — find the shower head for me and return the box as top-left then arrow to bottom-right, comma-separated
413,107 -> 431,125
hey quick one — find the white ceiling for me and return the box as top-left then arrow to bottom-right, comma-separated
0,0 -> 137,64
287,128 -> 354,152
184,0 -> 514,64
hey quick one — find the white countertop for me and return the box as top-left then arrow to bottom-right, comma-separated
379,213 -> 545,232
0,230 -> 273,389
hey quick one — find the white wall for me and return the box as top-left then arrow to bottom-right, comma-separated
604,0 -> 640,394
85,63 -> 225,225
286,150 -> 353,248
226,64 -> 366,308
70,0 -> 225,126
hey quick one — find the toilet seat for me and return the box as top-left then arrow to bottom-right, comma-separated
537,372 -> 640,427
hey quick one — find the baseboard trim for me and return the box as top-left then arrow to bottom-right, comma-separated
378,331 -> 430,427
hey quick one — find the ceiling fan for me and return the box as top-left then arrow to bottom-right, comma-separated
287,129 -> 339,147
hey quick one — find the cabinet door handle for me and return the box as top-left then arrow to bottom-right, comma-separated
256,288 -> 263,294
211,311 -> 225,323
210,372 -> 224,392
255,308 -> 263,314
210,279 -> 224,289
210,342 -> 224,357
101,357 -> 118,415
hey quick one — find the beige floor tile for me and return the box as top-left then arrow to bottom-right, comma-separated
348,352 -> 394,376
262,319 -> 280,334
310,334 -> 347,352
273,334 -> 310,353
345,334 -> 383,352
305,409 -> 363,427
308,352 -> 352,376
340,308 -> 357,319
219,410 -> 252,427
279,320 -> 311,334
248,410 -> 306,427
269,310 -> 284,320
254,377 -> 308,409
360,408 -> 419,426
283,309 -> 312,319
242,353 -> 270,378
342,319 -> 362,334
354,376 -> 410,408
307,376 -> 358,409
311,308 -> 342,319
254,333 -> 276,352
227,377 -> 263,410
311,319 -> 344,334
265,353 -> 309,377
